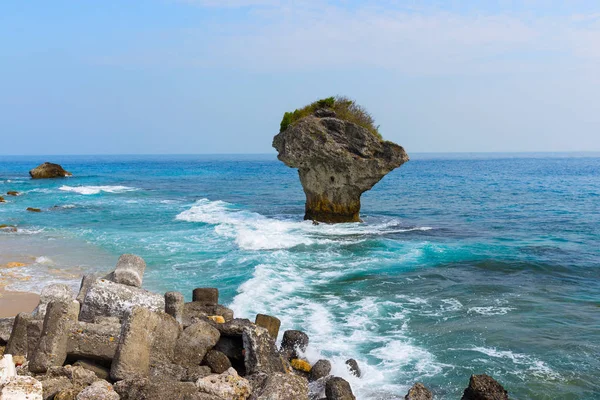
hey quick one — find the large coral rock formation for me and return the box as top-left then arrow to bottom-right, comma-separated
273,111 -> 408,223
29,163 -> 72,179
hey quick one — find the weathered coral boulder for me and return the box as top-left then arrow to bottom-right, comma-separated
273,108 -> 408,223
29,163 -> 72,179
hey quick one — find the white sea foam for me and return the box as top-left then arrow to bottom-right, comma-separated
460,347 -> 561,380
59,185 -> 137,195
176,198 -> 432,251
35,256 -> 54,265
467,306 -> 515,316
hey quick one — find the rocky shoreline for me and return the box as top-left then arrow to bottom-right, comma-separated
0,254 -> 510,399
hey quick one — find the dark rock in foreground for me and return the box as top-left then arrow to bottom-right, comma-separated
273,107 -> 408,223
405,382 -> 433,400
29,162 -> 72,179
462,374 -> 509,400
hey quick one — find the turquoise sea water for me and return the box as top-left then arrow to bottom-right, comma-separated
0,154 -> 599,399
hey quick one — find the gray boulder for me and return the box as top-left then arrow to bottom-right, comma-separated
112,254 -> 146,288
325,377 -> 355,400
174,320 -> 220,367
110,307 -> 181,381
273,112 -> 408,223
114,377 -> 198,400
461,374 -> 508,400
203,350 -> 232,374
33,284 -> 75,319
242,325 -> 286,375
29,162 -> 72,179
280,330 -> 309,360
79,279 -> 164,322
0,317 -> 14,344
29,301 -> 80,373
5,313 -> 32,357
250,372 -> 308,400
67,321 -> 121,361
405,382 -> 433,400
76,274 -> 101,304
345,359 -> 361,378
309,360 -> 331,382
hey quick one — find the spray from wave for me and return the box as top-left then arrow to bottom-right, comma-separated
59,185 -> 137,195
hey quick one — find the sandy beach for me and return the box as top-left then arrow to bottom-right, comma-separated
0,286 -> 39,317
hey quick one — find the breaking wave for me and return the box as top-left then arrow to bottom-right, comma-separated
59,185 -> 137,195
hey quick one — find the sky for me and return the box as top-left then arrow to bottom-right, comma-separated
1,0 -> 599,155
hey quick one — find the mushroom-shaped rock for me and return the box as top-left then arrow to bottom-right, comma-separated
273,97 -> 408,223
29,163 -> 72,179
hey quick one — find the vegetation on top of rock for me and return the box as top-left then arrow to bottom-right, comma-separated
279,96 -> 382,139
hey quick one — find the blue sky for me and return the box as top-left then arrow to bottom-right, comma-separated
1,0 -> 599,154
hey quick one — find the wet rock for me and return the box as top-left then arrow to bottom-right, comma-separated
174,320 -> 220,366
67,321 -> 121,361
309,360 -> 331,381
196,367 -> 251,400
405,382 -> 433,400
192,288 -> 219,306
254,314 -> 281,340
243,325 -> 286,375
345,359 -> 361,378
203,350 -> 232,374
325,377 -> 355,400
165,292 -> 185,324
27,207 -> 42,212
250,372 -> 308,400
33,284 -> 75,319
79,279 -> 164,323
29,162 -> 72,179
112,254 -> 146,288
0,224 -> 18,232
110,307 -> 181,381
114,377 -> 198,400
308,375 -> 331,400
76,380 -> 119,400
29,301 -> 80,373
461,374 -> 508,400
6,191 -> 19,196
273,113 -> 408,223
280,330 -> 309,360
0,375 -> 43,399
0,317 -> 15,345
73,360 -> 110,380
0,196 -> 5,203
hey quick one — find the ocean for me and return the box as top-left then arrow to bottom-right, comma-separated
0,153 -> 598,399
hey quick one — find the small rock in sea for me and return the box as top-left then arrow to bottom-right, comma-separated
192,288 -> 219,306
6,191 -> 19,196
112,254 -> 147,288
291,358 -> 312,373
461,374 -> 509,400
405,382 -> 433,400
0,224 -> 17,232
203,349 -> 232,374
309,359 -> 331,381
345,358 -> 361,378
0,196 -> 5,203
280,330 -> 309,360
312,220 -> 319,225
29,162 -> 72,179
26,207 -> 41,212
255,314 -> 281,339
325,376 -> 356,400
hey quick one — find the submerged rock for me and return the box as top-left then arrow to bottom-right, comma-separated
273,104 -> 408,223
29,162 -> 72,179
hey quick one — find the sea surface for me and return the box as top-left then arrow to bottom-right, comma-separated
0,153 -> 599,399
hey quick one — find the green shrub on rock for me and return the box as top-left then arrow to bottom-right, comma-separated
279,96 -> 381,139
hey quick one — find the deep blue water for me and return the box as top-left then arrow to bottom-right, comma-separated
0,154 -> 599,399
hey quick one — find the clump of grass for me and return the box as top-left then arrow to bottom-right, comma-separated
280,96 -> 381,139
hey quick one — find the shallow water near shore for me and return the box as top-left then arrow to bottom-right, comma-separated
1,153 -> 599,399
